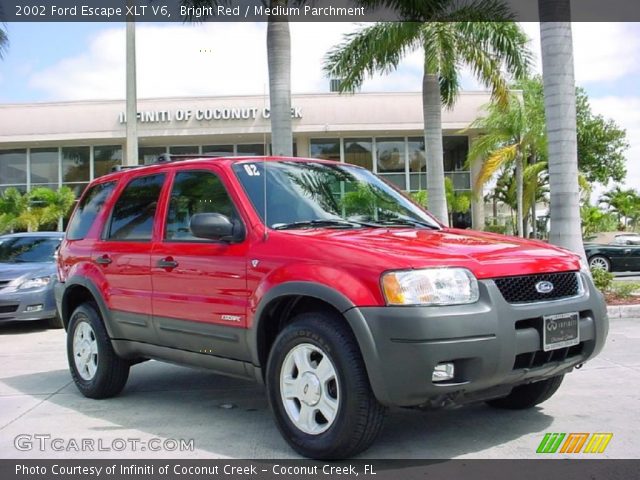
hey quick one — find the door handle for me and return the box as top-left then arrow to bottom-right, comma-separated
157,257 -> 179,269
95,255 -> 112,265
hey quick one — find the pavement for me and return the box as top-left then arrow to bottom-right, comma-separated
0,316 -> 638,460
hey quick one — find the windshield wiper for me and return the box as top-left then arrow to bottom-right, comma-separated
355,218 -> 439,229
273,219 -> 362,230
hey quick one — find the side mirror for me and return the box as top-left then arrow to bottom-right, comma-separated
189,213 -> 244,243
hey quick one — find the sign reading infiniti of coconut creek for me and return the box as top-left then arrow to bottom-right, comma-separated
118,107 -> 303,124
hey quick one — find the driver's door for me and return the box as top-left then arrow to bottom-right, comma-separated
150,168 -> 251,360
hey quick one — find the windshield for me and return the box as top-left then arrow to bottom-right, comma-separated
0,236 -> 61,263
233,161 -> 440,230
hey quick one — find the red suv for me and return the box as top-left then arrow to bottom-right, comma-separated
56,156 -> 608,459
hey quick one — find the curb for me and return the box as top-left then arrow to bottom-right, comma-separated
607,304 -> 640,319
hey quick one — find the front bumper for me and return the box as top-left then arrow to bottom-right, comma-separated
345,272 -> 608,407
0,286 -> 58,323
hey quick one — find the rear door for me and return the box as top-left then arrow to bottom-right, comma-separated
92,173 -> 166,343
150,168 -> 251,360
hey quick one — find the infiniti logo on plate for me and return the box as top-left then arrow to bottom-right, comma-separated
535,281 -> 554,294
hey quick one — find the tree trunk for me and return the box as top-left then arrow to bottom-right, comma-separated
422,71 -> 448,226
539,1 -> 585,260
267,5 -> 293,157
515,152 -> 524,237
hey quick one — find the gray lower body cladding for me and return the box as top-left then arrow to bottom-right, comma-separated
346,273 -> 609,407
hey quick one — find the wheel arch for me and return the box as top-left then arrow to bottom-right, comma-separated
60,277 -> 114,336
249,282 -> 374,380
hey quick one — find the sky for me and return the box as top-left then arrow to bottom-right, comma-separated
0,21 -> 638,194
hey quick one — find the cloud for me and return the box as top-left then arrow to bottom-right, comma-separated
521,22 -> 640,85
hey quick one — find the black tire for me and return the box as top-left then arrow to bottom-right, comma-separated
589,255 -> 611,272
266,311 -> 386,459
66,302 -> 130,399
47,313 -> 63,329
486,375 -> 564,410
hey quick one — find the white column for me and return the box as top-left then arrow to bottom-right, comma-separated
125,16 -> 139,166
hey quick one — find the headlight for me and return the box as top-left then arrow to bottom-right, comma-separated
381,268 -> 479,306
18,276 -> 53,290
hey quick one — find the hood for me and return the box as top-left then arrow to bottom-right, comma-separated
282,227 -> 581,279
0,262 -> 56,283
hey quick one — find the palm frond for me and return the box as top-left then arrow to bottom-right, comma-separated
475,143 -> 518,190
323,22 -> 422,92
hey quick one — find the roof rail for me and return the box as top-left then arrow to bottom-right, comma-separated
110,164 -> 145,172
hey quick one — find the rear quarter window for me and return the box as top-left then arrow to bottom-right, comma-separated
66,181 -> 116,241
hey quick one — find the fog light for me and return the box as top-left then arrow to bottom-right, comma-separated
25,304 -> 44,312
432,363 -> 455,382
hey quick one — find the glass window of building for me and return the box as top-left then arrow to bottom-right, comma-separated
344,138 -> 372,170
203,145 -> 234,156
94,146 -> 122,178
62,146 -> 90,183
237,144 -> 265,156
443,136 -> 469,172
310,139 -> 340,161
309,138 -> 340,162
139,147 -> 166,165
376,138 -> 406,190
30,148 -> 59,186
407,137 -> 426,191
0,149 -> 27,186
170,146 -> 199,155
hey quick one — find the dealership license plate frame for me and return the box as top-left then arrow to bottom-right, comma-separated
542,312 -> 580,352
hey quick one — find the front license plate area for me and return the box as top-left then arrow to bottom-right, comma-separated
543,312 -> 579,352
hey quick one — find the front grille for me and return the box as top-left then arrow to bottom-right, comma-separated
0,304 -> 19,314
513,343 -> 584,370
494,272 -> 579,303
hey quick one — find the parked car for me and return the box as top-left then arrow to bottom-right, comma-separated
56,156 -> 608,459
0,232 -> 64,328
585,232 -> 640,272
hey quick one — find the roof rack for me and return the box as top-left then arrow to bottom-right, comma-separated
110,152 -> 234,172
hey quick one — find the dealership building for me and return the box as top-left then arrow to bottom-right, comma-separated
0,91 -> 491,228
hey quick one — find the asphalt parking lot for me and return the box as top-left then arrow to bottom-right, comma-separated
0,316 -> 638,460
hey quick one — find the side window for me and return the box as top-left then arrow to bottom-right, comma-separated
66,181 -> 116,240
165,171 -> 238,241
107,174 -> 165,241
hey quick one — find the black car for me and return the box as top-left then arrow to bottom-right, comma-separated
0,232 -> 64,328
585,233 -> 640,272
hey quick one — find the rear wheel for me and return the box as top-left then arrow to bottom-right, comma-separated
67,303 -> 130,399
589,255 -> 611,272
266,311 -> 386,459
486,375 -> 564,410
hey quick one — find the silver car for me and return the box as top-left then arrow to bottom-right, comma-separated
0,232 -> 64,328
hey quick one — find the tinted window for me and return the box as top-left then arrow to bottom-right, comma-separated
107,174 -> 165,241
0,236 -> 61,263
165,171 -> 238,241
67,181 -> 116,240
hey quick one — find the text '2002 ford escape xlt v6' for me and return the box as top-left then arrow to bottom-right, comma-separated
55,155 -> 608,459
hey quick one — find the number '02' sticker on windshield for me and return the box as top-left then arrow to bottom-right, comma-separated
243,164 -> 260,176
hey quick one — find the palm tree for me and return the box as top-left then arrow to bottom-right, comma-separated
468,78 -> 546,236
538,0 -> 584,257
29,186 -> 76,231
599,186 -> 640,230
324,14 -> 531,226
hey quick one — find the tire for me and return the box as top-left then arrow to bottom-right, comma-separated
486,375 -> 564,410
266,311 -> 386,459
589,255 -> 611,272
47,313 -> 63,329
67,302 -> 130,399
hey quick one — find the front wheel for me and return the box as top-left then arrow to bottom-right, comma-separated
67,303 -> 130,399
486,375 -> 564,410
266,311 -> 386,459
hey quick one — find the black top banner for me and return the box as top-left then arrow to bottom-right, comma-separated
0,0 -> 639,22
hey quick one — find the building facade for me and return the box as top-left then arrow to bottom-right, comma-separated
0,91 -> 488,228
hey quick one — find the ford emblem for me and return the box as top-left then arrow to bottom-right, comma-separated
535,281 -> 554,294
